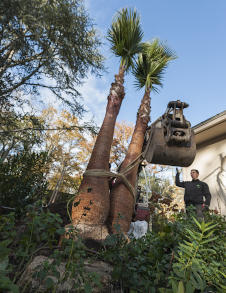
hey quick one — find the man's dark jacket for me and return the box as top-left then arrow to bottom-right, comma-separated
175,173 -> 211,206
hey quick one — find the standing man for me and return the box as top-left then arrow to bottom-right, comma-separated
175,168 -> 211,218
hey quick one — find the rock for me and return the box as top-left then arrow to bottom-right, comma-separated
84,259 -> 113,288
18,255 -> 113,292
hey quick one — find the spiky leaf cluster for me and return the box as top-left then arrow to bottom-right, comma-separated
133,39 -> 177,92
107,8 -> 143,71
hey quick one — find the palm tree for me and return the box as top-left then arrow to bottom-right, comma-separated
71,8 -> 143,239
109,39 -> 176,233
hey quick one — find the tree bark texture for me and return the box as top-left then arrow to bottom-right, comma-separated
71,67 -> 125,232
109,90 -> 150,233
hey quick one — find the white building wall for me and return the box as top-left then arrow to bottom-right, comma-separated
183,138 -> 226,215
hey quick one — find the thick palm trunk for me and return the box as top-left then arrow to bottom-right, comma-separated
109,89 -> 150,233
71,67 -> 125,239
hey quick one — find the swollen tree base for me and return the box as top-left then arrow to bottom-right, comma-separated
63,223 -> 109,241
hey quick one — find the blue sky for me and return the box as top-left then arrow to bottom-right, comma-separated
81,0 -> 226,127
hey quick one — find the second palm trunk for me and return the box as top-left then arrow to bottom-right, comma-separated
109,90 -> 150,233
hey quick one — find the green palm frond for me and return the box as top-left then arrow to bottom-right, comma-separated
107,8 -> 143,71
133,39 -> 177,92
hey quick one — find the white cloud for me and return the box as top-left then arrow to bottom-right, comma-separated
79,73 -> 110,125
15,72 -> 111,127
38,87 -> 62,111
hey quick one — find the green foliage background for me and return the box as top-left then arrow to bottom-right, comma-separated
0,150 -> 49,212
0,206 -> 225,292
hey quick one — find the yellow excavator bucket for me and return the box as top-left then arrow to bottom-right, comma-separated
144,100 -> 196,167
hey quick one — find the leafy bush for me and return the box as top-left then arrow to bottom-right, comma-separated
0,206 -> 63,291
170,216 -> 226,292
102,212 -> 226,292
0,203 -> 225,292
0,151 -> 49,214
0,206 -> 102,292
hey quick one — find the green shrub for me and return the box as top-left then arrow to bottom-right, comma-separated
0,207 -> 102,292
170,216 -> 226,293
0,151 -> 49,214
102,213 -> 226,292
0,205 -> 225,292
